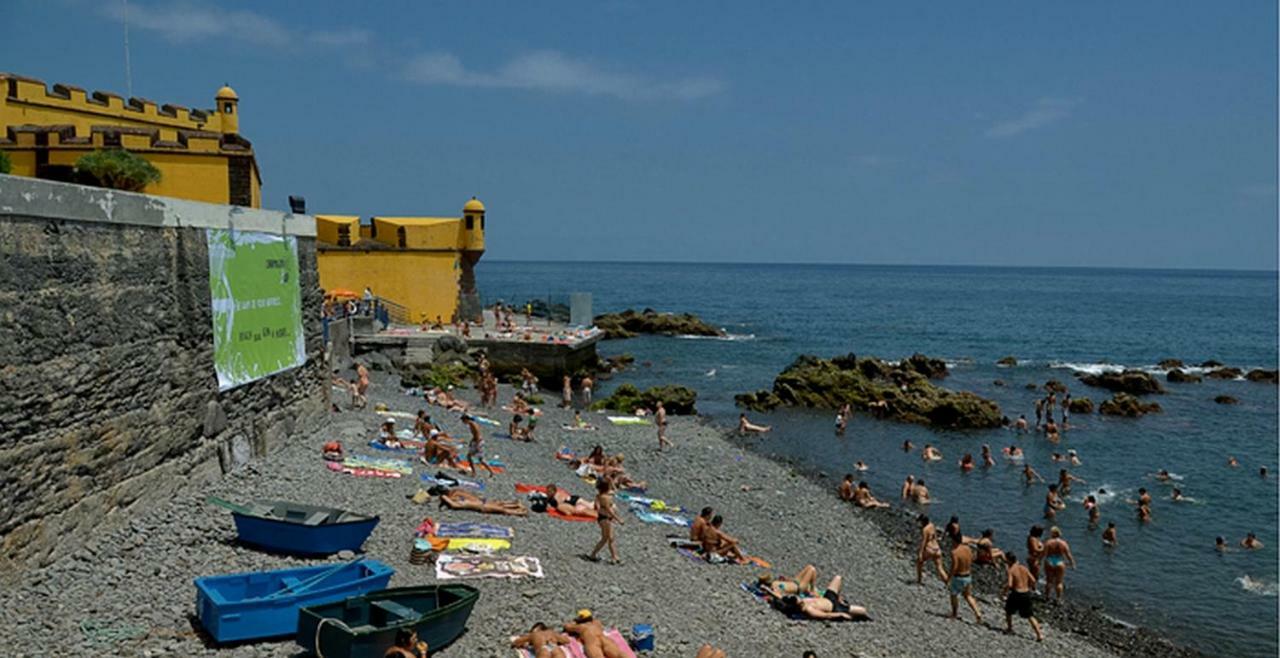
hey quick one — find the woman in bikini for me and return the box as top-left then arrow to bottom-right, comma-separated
1042,526 -> 1076,600
1026,525 -> 1045,588
916,515 -> 947,584
758,564 -> 819,598
544,484 -> 598,518
796,575 -> 869,620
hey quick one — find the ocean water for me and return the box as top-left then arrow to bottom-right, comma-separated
479,261 -> 1279,658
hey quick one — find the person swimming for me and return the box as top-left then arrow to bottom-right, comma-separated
922,444 -> 943,461
959,453 -> 975,471
854,460 -> 869,472
981,444 -> 995,467
1102,522 -> 1118,547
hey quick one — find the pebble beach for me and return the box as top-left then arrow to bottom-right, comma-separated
0,368 -> 1196,657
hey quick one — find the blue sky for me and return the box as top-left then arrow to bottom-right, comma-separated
9,1 -> 1278,269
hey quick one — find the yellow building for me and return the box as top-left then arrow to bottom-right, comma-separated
0,73 -> 262,207
316,198 -> 486,324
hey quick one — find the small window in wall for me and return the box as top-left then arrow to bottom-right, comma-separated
223,103 -> 234,114
103,131 -> 121,147
481,216 -> 485,231
337,225 -> 351,247
397,226 -> 407,248
466,215 -> 474,230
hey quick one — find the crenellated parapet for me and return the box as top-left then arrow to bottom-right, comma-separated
2,73 -> 234,136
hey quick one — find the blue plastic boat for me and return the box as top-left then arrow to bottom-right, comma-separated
194,559 -> 394,643
210,498 -> 380,556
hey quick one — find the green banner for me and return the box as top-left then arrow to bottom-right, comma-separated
207,229 -> 306,391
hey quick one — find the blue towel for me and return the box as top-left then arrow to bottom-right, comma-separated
434,522 -> 515,539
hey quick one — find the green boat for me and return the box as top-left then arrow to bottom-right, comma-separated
295,585 -> 480,657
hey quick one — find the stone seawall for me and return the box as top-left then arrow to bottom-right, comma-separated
0,175 -> 327,569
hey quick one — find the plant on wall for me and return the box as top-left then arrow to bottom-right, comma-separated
74,149 -> 161,192
0,150 -> 11,175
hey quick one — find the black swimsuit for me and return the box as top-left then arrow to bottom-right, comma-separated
823,589 -> 850,614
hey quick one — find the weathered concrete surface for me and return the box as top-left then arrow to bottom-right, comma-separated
0,175 -> 326,570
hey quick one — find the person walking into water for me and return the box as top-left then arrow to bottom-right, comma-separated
1003,552 -> 1044,641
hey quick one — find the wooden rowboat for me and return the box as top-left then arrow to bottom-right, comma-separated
296,585 -> 480,657
210,497 -> 379,556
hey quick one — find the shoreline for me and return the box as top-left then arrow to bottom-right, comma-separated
723,420 -> 1207,658
0,371 -> 1201,657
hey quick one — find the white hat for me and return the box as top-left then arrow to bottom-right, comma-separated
384,417 -> 396,424
429,429 -> 440,437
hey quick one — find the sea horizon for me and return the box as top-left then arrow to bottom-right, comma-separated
486,258 -> 1280,276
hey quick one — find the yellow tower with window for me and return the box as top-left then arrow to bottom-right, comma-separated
315,197 -> 488,324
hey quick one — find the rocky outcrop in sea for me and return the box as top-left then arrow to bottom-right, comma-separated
593,308 -> 725,339
1078,370 -> 1165,395
735,353 -> 1002,429
591,383 -> 698,414
1099,392 -> 1163,416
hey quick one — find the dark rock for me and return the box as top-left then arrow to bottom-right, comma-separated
1200,360 -> 1223,367
735,353 -> 1002,429
1206,367 -> 1243,380
1157,359 -> 1184,370
992,380 -> 1005,387
1067,397 -> 1094,414
902,353 -> 948,379
1245,369 -> 1278,384
996,356 -> 1018,367
1166,369 -> 1202,383
1214,395 -> 1239,405
1078,370 -> 1164,395
592,383 -> 697,415
1099,393 -> 1162,417
1024,383 -> 1039,390
592,308 -> 724,339
1044,380 -> 1069,393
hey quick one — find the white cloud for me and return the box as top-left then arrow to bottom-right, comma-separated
985,98 -> 1078,138
106,2 -> 371,49
402,50 -> 725,101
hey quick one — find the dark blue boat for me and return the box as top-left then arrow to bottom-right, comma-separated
213,498 -> 380,556
296,585 -> 480,657
195,559 -> 394,643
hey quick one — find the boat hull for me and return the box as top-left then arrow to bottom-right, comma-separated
296,585 -> 480,657
233,512 -> 379,556
195,560 -> 394,644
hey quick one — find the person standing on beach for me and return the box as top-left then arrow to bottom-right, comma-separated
946,532 -> 982,625
1025,525 -> 1046,588
1002,552 -> 1044,641
562,375 -> 573,408
655,402 -> 671,450
916,515 -> 946,584
580,376 -> 594,407
1043,527 -> 1076,600
354,362 -> 370,408
587,479 -> 623,564
461,415 -> 495,478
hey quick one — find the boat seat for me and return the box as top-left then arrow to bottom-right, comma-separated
302,511 -> 329,526
371,600 -> 418,621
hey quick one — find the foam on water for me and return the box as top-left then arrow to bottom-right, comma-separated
1236,576 -> 1279,596
675,332 -> 756,341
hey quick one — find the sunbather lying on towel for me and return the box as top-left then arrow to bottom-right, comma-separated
701,515 -> 748,564
758,564 -> 820,598
563,610 -> 623,658
545,484 -> 598,519
695,646 -> 726,658
421,430 -> 461,469
511,622 -> 572,658
794,575 -> 869,621
427,387 -> 470,412
439,488 -> 527,516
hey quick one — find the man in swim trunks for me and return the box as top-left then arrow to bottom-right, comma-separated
1057,468 -> 1085,495
916,515 -> 947,584
702,515 -> 748,564
511,622 -> 572,658
946,532 -> 982,624
1102,522 -> 1118,546
911,479 -> 932,504
838,474 -> 855,501
1034,398 -> 1044,429
421,429 -> 461,469
1002,552 -> 1043,641
853,481 -> 890,509
797,575 -> 869,620
1042,526 -> 1076,600
563,610 -> 624,658
690,507 -> 713,543
655,402 -> 671,450
461,415 -> 495,478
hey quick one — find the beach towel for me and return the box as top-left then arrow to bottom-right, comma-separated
607,416 -> 652,426
455,459 -> 507,474
344,455 -> 414,475
435,554 -> 544,580
421,473 -> 486,492
416,537 -> 511,553
560,425 -> 598,432
432,521 -> 514,539
368,440 -> 420,455
555,447 -> 576,461
617,492 -> 683,513
383,410 -> 418,419
632,509 -> 692,527
512,629 -> 636,658
325,461 -> 403,479
516,484 -> 598,522
472,415 -> 502,427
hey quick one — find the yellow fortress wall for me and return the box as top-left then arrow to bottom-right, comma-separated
316,198 -> 487,323
1,73 -> 261,207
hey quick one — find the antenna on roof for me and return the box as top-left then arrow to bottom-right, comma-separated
122,0 -> 133,97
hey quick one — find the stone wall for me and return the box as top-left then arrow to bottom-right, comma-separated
0,175 -> 327,569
